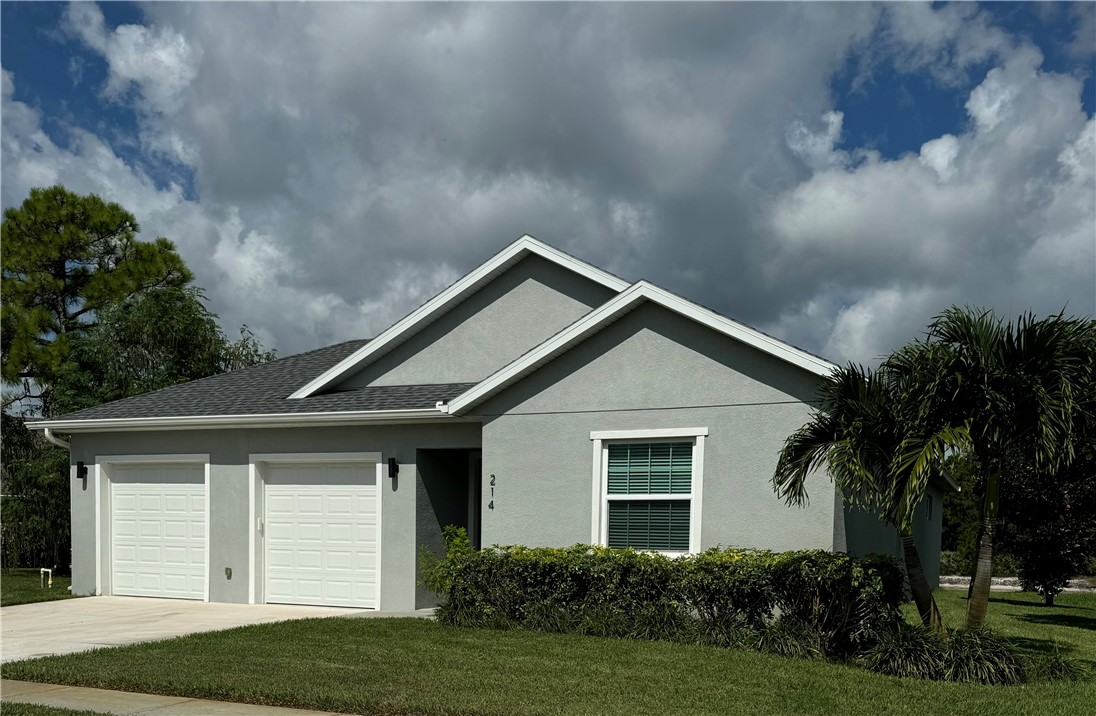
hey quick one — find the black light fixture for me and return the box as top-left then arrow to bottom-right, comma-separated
387,457 -> 399,479
75,461 -> 88,479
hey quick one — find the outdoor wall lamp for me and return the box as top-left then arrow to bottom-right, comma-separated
387,457 -> 399,479
75,461 -> 88,480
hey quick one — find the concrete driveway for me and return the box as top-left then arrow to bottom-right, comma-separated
1,596 -> 376,663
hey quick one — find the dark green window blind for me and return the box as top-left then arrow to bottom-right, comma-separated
607,442 -> 692,494
606,500 -> 690,551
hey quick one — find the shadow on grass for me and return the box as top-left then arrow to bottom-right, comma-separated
988,596 -> 1094,611
1016,614 -> 1096,632
1007,636 -> 1079,658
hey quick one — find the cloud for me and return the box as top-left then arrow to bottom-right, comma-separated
2,2 -> 1092,366
765,41 -> 1095,361
62,1 -> 200,115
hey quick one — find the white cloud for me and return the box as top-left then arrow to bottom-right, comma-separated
62,1 -> 200,116
766,40 -> 1095,362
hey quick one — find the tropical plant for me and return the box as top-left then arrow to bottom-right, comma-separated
772,363 -> 968,633
887,307 -> 1096,628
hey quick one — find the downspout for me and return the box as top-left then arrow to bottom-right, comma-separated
43,427 -> 71,450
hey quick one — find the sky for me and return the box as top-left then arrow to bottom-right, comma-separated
2,1 -> 1094,365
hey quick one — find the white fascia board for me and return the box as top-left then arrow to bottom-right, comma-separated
28,408 -> 458,433
446,281 -> 837,416
288,235 -> 630,400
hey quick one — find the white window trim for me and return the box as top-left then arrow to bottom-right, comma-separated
94,454 -> 210,601
248,452 -> 383,609
590,429 -> 706,555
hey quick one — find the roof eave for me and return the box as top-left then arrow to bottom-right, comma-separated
27,408 -> 462,433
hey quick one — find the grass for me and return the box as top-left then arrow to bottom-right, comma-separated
1,569 -> 79,607
2,590 -> 1094,716
0,705 -> 105,716
919,589 -> 1096,663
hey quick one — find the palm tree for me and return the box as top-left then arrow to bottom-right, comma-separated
886,308 -> 1094,629
773,363 -> 967,633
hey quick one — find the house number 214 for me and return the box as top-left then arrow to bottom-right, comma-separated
488,474 -> 495,510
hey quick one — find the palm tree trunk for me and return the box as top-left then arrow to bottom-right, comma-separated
901,529 -> 943,633
966,468 -> 1000,629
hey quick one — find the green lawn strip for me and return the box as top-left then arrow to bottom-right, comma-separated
908,589 -> 1096,663
1,569 -> 79,607
0,705 -> 105,716
3,603 -> 1094,716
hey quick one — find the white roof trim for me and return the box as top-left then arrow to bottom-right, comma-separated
27,408 -> 458,433
445,281 -> 837,416
288,235 -> 629,400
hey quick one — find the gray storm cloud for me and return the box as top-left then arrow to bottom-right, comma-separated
2,2 -> 1092,363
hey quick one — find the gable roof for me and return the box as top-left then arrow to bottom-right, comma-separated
443,280 -> 838,416
287,235 -> 629,399
29,339 -> 475,431
28,238 -> 840,433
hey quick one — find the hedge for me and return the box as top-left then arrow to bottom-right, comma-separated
422,527 -> 905,659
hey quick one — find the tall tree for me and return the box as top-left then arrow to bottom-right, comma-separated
773,363 -> 967,632
1,186 -> 276,570
886,308 -> 1095,628
2,185 -> 192,412
51,286 -> 276,416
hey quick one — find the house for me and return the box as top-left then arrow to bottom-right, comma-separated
31,236 -> 944,611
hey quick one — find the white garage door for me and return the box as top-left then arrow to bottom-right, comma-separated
264,461 -> 378,608
111,463 -> 206,599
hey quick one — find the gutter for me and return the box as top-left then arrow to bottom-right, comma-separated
43,427 -> 71,449
28,407 -> 465,433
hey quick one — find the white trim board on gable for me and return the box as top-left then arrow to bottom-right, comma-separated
444,281 -> 837,416
289,235 -> 629,400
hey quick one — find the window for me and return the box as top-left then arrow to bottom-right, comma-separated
590,428 -> 706,554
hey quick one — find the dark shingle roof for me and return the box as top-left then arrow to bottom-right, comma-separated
43,339 -> 476,422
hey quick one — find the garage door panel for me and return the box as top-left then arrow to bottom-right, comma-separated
264,461 -> 377,609
111,463 -> 205,600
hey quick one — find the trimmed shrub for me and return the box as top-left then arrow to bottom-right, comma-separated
768,550 -> 905,658
423,528 -> 904,661
679,548 -> 776,627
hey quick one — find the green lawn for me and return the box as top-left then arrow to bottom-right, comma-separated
1,569 -> 79,607
2,590 -> 1093,716
0,705 -> 104,716
922,589 -> 1096,662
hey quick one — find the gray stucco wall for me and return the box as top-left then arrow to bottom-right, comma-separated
68,422 -> 480,610
337,255 -> 618,388
472,302 -> 840,553
842,482 -> 945,589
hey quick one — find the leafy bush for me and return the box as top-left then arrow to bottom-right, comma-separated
423,529 -> 904,661
938,549 -> 1019,577
768,550 -> 905,658
939,550 -> 966,576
